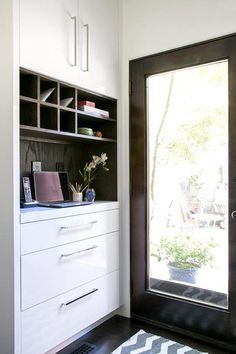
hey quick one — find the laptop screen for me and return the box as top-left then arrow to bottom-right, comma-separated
34,171 -> 69,202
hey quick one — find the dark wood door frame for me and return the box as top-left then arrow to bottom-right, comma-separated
130,33 -> 236,351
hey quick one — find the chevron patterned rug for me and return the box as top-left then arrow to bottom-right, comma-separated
111,330 -> 208,354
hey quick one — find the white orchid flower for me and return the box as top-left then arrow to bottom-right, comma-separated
101,153 -> 108,162
92,155 -> 100,164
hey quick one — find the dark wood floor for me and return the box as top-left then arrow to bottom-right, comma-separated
57,315 -> 235,354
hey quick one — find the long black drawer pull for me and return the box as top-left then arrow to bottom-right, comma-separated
61,288 -> 98,307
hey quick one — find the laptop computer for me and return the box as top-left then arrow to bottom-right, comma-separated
33,171 -> 92,208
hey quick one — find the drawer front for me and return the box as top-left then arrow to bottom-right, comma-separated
21,232 -> 119,310
21,208 -> 119,254
21,271 -> 120,354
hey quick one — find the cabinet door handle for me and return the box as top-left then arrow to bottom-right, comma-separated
70,16 -> 77,67
82,23 -> 89,72
60,220 -> 98,231
60,245 -> 98,258
61,288 -> 98,307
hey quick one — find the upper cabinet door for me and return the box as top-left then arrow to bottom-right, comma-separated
20,0 -> 119,98
78,0 -> 119,98
20,0 -> 79,86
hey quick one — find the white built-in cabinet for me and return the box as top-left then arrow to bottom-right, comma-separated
20,202 -> 120,354
19,2 -> 120,352
20,0 -> 78,85
77,0 -> 118,97
20,0 -> 118,98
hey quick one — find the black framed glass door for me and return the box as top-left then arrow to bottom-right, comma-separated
130,34 -> 236,349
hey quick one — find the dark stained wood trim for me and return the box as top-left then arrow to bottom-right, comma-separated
130,33 -> 236,348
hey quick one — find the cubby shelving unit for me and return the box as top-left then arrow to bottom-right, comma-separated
20,70 -> 117,142
20,68 -> 118,201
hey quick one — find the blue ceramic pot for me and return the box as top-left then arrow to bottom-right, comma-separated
168,265 -> 197,284
85,188 -> 96,202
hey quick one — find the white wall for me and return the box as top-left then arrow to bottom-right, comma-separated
119,0 -> 236,316
0,0 -> 20,353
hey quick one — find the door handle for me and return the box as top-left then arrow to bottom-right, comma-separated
82,23 -> 89,72
70,16 -> 77,67
231,211 -> 236,220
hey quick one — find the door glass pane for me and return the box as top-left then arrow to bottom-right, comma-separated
147,60 -> 228,308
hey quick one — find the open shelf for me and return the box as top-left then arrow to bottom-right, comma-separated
20,70 -> 117,142
20,69 -> 117,143
20,71 -> 37,99
77,88 -> 117,120
60,111 -> 76,133
20,68 -> 118,202
40,106 -> 58,131
20,101 -> 37,127
77,109 -> 116,122
20,125 -> 117,143
40,77 -> 58,104
60,106 -> 76,113
78,116 -> 116,140
20,95 -> 38,104
60,84 -> 76,109
40,101 -> 58,109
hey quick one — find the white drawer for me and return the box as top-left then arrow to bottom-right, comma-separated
21,232 -> 119,310
21,208 -> 119,254
21,271 -> 120,354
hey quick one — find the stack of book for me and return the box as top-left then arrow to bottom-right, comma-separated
78,100 -> 109,118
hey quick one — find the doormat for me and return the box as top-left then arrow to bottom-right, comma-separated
111,330 -> 208,354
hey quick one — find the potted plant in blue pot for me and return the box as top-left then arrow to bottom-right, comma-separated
152,234 -> 216,284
